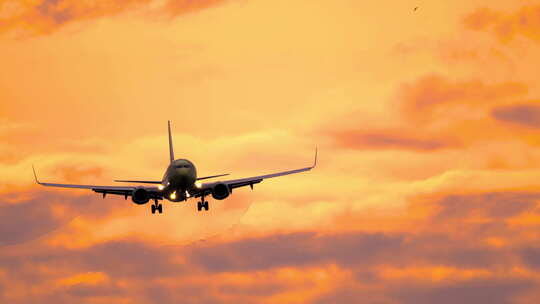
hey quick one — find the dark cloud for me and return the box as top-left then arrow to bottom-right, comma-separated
0,0 -> 153,36
313,286 -> 390,304
164,0 -> 229,17
139,284 -> 222,304
188,230 -> 518,272
187,232 -> 405,272
51,165 -> 104,183
492,104 -> 540,129
35,0 -> 74,25
2,191 -> 530,275
0,195 -> 66,246
519,247 -> 540,269
433,192 -> 540,220
390,278 -> 535,304
186,193 -> 540,273
398,75 -> 526,117
417,239 -> 507,268
326,74 -> 528,152
315,278 -> 535,304
64,284 -> 122,298
331,130 -> 452,151
463,7 -> 498,32
74,241 -> 186,278
0,191 -> 118,246
464,5 -> 540,43
0,240 -> 189,300
218,283 -> 286,297
0,0 -> 231,37
2,190 -> 540,302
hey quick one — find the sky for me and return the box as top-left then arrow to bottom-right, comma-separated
2,0 -> 540,303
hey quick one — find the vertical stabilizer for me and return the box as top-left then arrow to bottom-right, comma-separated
168,121 -> 175,163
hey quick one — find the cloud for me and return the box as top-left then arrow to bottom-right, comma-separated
0,240 -> 186,280
463,7 -> 501,32
64,284 -> 121,298
2,187 -> 540,303
331,130 -> 452,151
0,0 -> 230,36
433,192 -> 540,220
325,74 -> 528,151
492,104 -> 540,129
464,5 -> 540,42
313,278 -> 535,304
186,228 -> 513,273
398,74 -> 526,120
0,191 -> 117,246
519,248 -> 538,269
164,0 -> 229,17
73,241 -> 187,278
0,0 -> 153,36
218,282 -> 286,297
51,165 -> 105,183
389,278 -> 534,304
187,232 -> 405,272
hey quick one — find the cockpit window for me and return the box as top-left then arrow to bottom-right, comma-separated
176,164 -> 190,168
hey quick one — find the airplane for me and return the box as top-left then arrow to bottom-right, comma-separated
33,121 -> 317,214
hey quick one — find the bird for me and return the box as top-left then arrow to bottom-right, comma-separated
414,6 -> 419,11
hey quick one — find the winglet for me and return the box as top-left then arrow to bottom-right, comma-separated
32,165 -> 41,184
168,120 -> 175,163
312,146 -> 318,168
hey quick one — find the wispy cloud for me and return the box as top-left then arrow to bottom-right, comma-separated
492,104 -> 540,129
464,4 -> 540,42
330,130 -> 452,151
0,0 -> 230,36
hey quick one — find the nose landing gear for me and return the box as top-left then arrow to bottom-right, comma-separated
197,200 -> 209,211
197,194 -> 209,211
151,200 -> 163,214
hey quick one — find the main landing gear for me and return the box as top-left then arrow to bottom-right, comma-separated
151,200 -> 163,214
197,194 -> 209,211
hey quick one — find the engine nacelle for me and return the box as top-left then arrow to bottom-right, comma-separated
211,183 -> 230,200
131,187 -> 150,205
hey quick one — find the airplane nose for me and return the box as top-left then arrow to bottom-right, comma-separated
176,168 -> 189,174
173,168 -> 193,183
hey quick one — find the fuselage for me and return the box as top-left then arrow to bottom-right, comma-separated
162,159 -> 197,201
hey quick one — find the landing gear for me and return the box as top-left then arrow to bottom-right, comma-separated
197,200 -> 209,211
197,194 -> 209,211
197,192 -> 208,211
151,201 -> 163,214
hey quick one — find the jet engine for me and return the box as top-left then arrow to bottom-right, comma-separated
132,187 -> 150,204
211,183 -> 230,200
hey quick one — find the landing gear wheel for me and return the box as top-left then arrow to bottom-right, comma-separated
151,203 -> 163,214
197,201 -> 209,211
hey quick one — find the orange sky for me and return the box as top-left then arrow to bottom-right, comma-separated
2,0 -> 540,303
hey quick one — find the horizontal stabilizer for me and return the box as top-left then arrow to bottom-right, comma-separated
114,180 -> 162,184
196,173 -> 230,181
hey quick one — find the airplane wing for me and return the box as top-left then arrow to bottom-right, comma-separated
33,166 -> 162,200
114,180 -> 162,184
193,148 -> 317,198
113,174 -> 230,184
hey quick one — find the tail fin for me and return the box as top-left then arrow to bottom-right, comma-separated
168,120 -> 175,163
